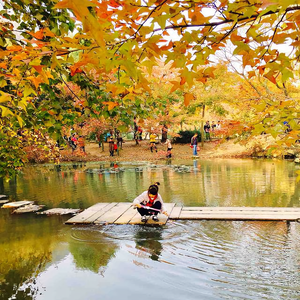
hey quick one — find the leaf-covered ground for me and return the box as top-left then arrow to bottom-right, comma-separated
59,139 -> 250,163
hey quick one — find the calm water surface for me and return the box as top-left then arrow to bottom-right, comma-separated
1,159 -> 300,300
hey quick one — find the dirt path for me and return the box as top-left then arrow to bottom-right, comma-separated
60,139 -> 250,162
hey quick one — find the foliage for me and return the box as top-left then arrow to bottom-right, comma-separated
173,130 -> 202,144
1,0 -> 300,176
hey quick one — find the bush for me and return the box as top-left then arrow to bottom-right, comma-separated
173,130 -> 202,144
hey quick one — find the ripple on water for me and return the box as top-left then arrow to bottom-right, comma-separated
69,220 -> 300,300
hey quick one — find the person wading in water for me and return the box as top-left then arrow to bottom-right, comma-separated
133,182 -> 168,222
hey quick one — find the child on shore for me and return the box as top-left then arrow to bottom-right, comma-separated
149,132 -> 157,152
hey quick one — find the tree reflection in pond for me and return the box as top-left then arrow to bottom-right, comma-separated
68,228 -> 118,275
0,211 -> 67,300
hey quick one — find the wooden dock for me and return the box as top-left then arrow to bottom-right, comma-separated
65,203 -> 300,225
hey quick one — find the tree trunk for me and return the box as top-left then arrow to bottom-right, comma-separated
201,104 -> 205,147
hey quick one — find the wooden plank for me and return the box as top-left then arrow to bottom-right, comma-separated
128,203 -> 175,225
79,203 -> 118,224
38,208 -> 82,215
179,212 -> 300,221
2,201 -> 33,209
128,211 -> 145,225
179,210 -> 300,216
146,213 -> 168,225
169,206 -> 182,219
181,207 -> 300,212
114,205 -> 138,224
145,203 -> 176,225
94,203 -> 132,224
65,203 -> 111,224
129,213 -> 167,225
164,203 -> 176,214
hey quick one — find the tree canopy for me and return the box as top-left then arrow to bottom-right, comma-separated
1,0 -> 300,177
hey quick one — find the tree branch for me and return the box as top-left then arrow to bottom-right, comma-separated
152,6 -> 300,33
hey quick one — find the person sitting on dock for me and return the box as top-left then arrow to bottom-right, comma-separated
133,182 -> 168,222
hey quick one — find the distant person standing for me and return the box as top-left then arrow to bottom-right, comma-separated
78,136 -> 86,153
161,125 -> 168,143
133,117 -> 139,145
109,137 -> 114,157
116,130 -> 123,149
191,133 -> 198,156
204,121 -> 211,141
138,126 -> 143,141
165,138 -> 172,158
216,120 -> 221,138
70,134 -> 77,152
211,121 -> 216,137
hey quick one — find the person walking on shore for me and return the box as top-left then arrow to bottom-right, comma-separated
191,133 -> 198,156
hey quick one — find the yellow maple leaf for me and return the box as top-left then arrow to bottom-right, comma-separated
55,0 -> 96,18
0,92 -> 12,103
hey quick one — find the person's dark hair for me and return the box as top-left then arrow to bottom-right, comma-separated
148,182 -> 160,195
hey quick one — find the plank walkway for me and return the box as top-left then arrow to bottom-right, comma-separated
65,203 -> 300,225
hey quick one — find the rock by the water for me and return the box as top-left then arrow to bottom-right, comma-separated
2,200 -> 34,208
38,208 -> 82,215
13,204 -> 44,214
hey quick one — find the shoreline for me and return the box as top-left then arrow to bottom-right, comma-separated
59,139 -> 252,163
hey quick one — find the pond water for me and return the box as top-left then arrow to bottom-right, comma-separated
1,159 -> 300,300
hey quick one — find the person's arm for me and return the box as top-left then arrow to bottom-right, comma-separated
157,194 -> 168,216
133,191 -> 147,208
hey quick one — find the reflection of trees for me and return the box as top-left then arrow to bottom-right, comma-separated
0,212 -> 65,300
0,252 -> 51,300
135,227 -> 163,261
69,237 -> 118,274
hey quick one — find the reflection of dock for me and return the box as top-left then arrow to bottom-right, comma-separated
65,203 -> 300,225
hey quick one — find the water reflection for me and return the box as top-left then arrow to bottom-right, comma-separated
1,160 -> 300,299
69,227 -> 118,275
134,227 -> 163,261
0,210 -> 68,300
1,159 -> 299,209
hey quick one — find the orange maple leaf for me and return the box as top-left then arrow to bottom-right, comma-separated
27,75 -> 44,89
70,66 -> 83,76
31,29 -> 44,40
102,101 -> 119,110
184,93 -> 194,106
32,65 -> 44,74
